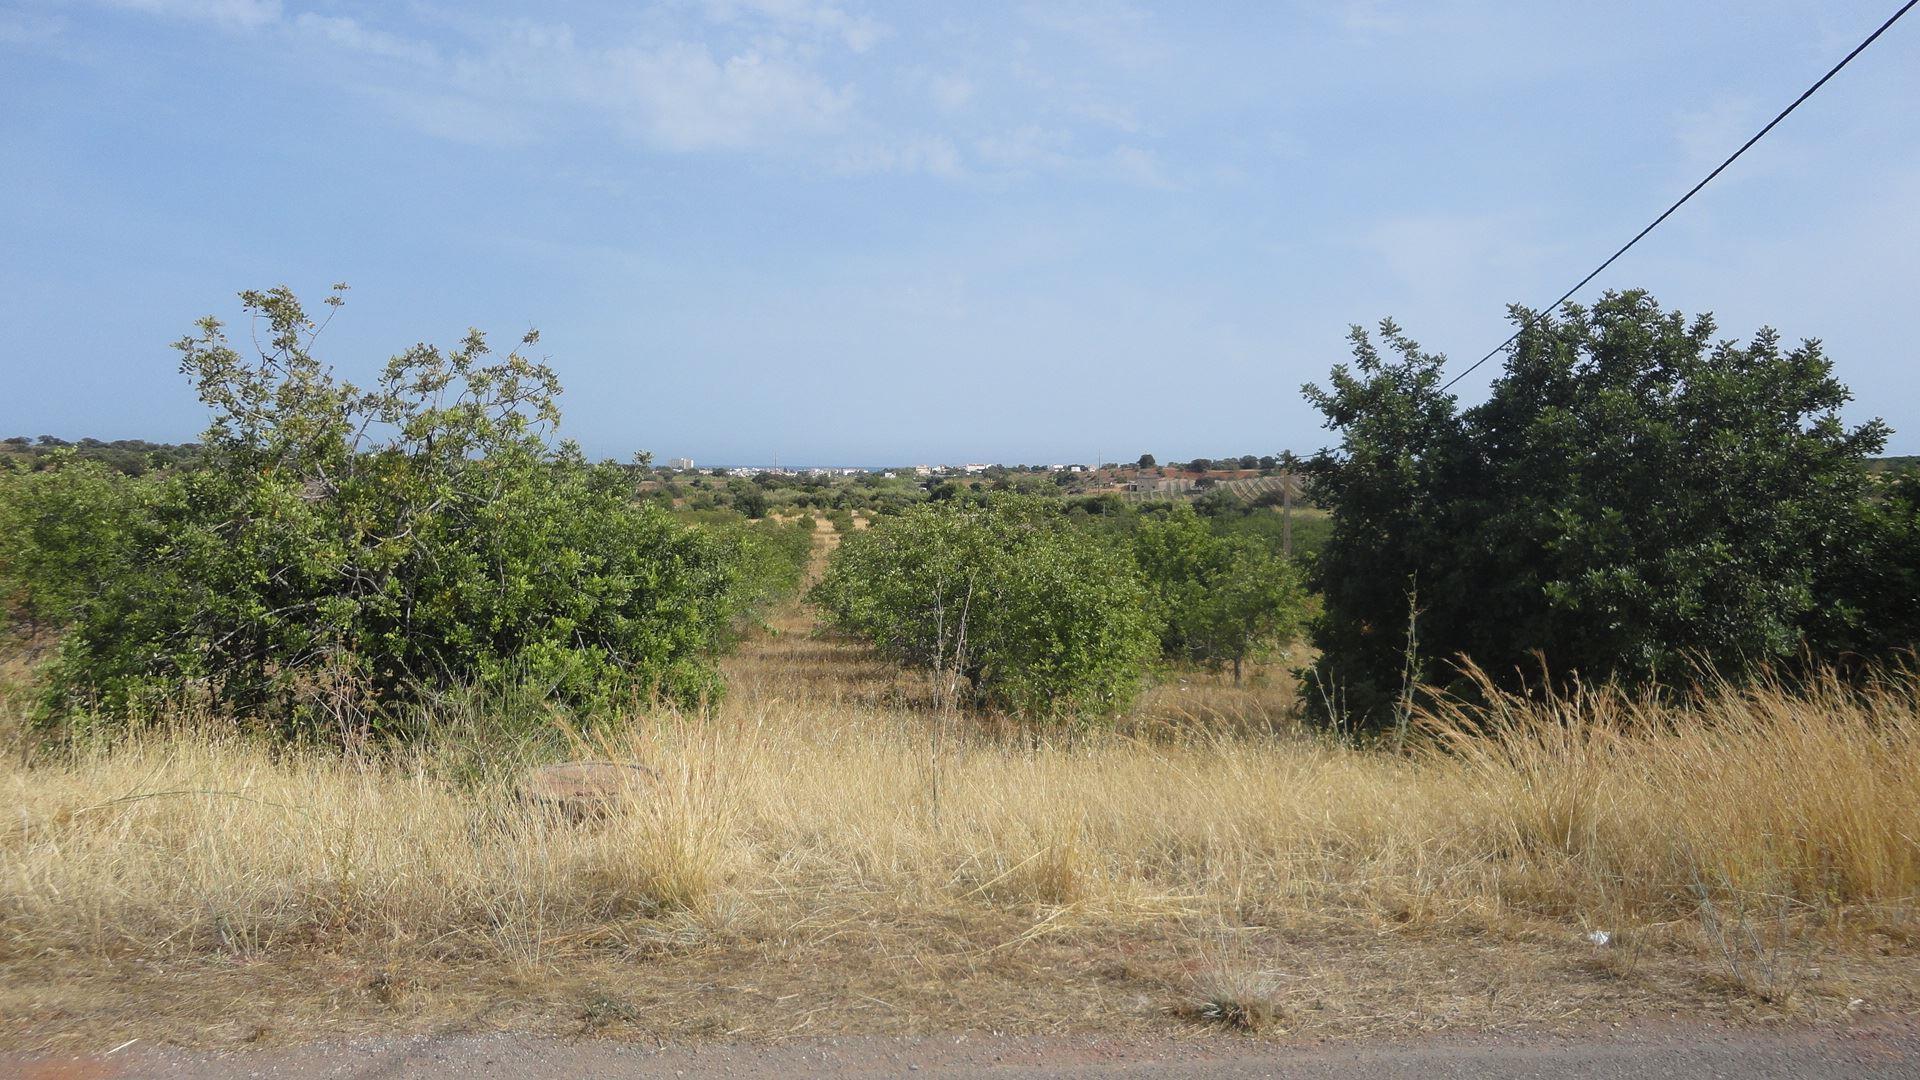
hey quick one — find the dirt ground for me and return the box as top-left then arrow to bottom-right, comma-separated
5,891 -> 1915,1057
9,1020 -> 1920,1079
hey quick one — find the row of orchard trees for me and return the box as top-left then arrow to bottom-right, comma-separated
0,283 -> 1303,742
0,286 -> 813,743
815,289 -> 1920,731
10,284 -> 1914,740
811,496 -> 1306,720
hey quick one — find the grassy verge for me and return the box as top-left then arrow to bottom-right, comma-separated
1,612 -> 1916,1050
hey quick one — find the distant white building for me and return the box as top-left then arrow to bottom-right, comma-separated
666,457 -> 694,470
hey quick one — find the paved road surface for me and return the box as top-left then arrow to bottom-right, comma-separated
9,1022 -> 1919,1079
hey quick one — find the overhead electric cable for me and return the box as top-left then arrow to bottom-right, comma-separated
1438,0 -> 1918,393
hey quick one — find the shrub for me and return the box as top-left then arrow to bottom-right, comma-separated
9,285 -> 742,740
0,457 -> 147,629
811,496 -> 1157,719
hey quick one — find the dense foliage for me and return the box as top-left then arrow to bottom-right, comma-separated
0,458 -> 146,630
0,286 -> 764,741
1132,503 -> 1307,682
706,514 -> 817,631
1814,472 -> 1920,658
812,496 -> 1158,719
1303,290 -> 1901,729
1,436 -> 201,476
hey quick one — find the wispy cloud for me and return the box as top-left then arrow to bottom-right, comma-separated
91,0 -> 860,156
1019,2 -> 1164,71
291,12 -> 438,66
926,72 -> 975,112
1364,209 -> 1559,307
0,9 -> 68,47
1339,0 -> 1411,37
65,0 -> 1192,188
103,0 -> 280,29
597,42 -> 853,152
1673,95 -> 1754,161
703,0 -> 888,54
835,135 -> 963,178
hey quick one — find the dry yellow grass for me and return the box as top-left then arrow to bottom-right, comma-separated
1,565 -> 1917,1048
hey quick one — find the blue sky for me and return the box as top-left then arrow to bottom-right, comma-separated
3,1 -> 1916,464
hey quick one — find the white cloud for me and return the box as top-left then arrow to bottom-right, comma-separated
602,42 -> 852,151
837,135 -> 963,178
0,10 -> 66,47
1672,95 -> 1755,164
970,127 -> 1178,189
928,72 -> 974,112
292,13 -> 437,66
95,0 -> 859,156
360,86 -> 533,148
1105,145 -> 1176,189
973,124 -> 1074,174
104,0 -> 279,28
1341,1 -> 1411,36
81,0 -> 1185,187
1019,2 -> 1163,71
1362,209 -> 1566,336
1066,98 -> 1140,134
703,0 -> 887,53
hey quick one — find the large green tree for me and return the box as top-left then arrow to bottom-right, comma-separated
1303,290 -> 1892,729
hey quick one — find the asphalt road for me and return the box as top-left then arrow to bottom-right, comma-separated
10,1022 -> 1920,1080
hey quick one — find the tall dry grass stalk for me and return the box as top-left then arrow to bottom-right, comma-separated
3,657 -> 1916,984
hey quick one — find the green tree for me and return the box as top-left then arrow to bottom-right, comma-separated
12,285 -> 744,740
1137,453 -> 1156,468
1133,503 -> 1306,683
811,496 -> 1157,720
1302,290 -> 1891,730
725,478 -> 771,518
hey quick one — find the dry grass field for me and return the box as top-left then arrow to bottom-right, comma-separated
1,524 -> 1917,1052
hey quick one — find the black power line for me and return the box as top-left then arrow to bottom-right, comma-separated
1438,0 -> 1918,394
